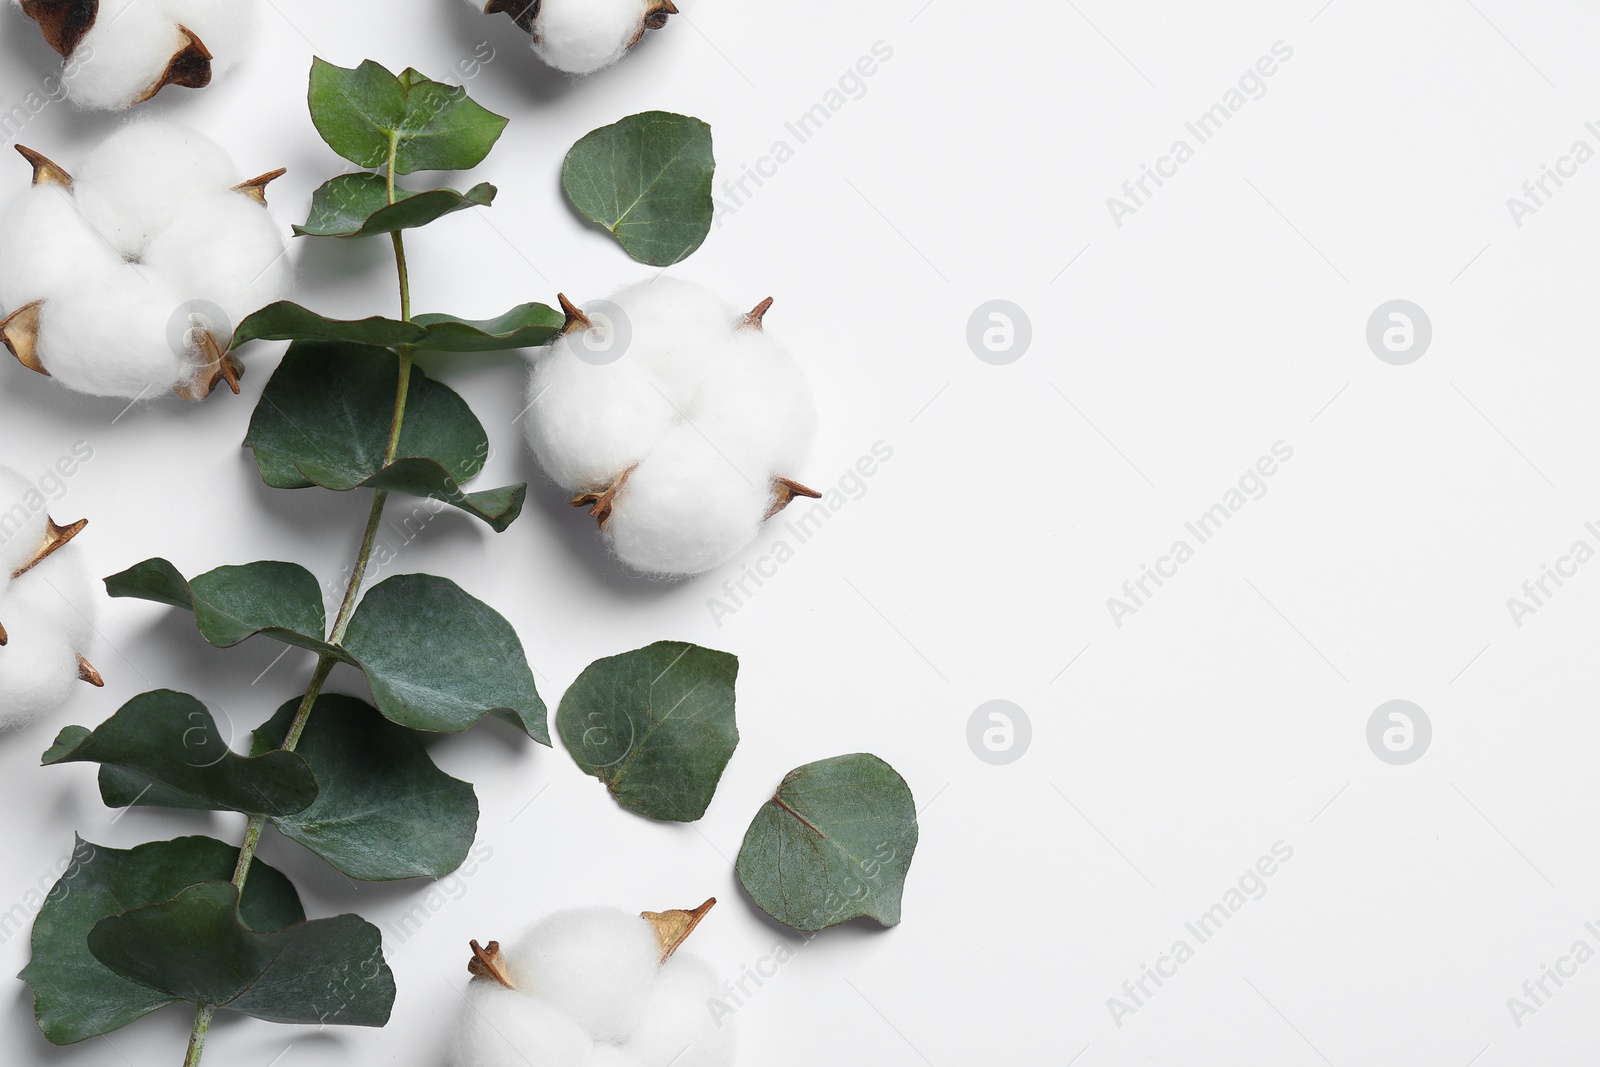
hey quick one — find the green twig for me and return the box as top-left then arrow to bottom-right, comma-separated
189,141 -> 416,1067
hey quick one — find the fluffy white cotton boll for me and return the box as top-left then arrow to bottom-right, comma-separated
526,344 -> 679,494
532,0 -> 655,75
585,1047 -> 647,1067
160,0 -> 257,78
0,185 -> 122,310
627,955 -> 735,1067
5,550 -> 98,650
0,624 -> 80,730
74,124 -> 237,257
506,909 -> 662,1043
64,0 -> 186,111
604,279 -> 738,408
450,984 -> 596,1067
0,468 -> 47,581
36,266 -> 189,398
144,190 -> 292,329
690,331 -> 818,479
604,428 -> 770,577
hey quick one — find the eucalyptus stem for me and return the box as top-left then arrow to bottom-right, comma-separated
182,1005 -> 214,1067
191,153 -> 416,1067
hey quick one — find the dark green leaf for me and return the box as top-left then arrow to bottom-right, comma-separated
557,642 -> 738,822
735,754 -> 919,932
562,111 -> 715,266
88,882 -> 393,1027
295,173 -> 497,238
43,690 -> 317,818
244,341 -> 525,530
343,573 -> 547,742
252,694 -> 479,881
231,301 -> 426,350
413,303 -> 566,352
20,836 -> 303,1044
308,58 -> 406,169
308,58 -> 507,175
104,559 -> 337,657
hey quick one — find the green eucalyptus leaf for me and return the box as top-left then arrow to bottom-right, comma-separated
231,301 -> 426,349
251,694 -> 480,881
104,558 -> 337,657
308,58 -> 507,175
557,642 -> 738,822
88,881 -> 393,1027
735,754 -> 919,932
308,58 -> 405,169
413,303 -> 566,352
244,341 -> 525,530
43,690 -> 317,818
20,835 -> 304,1045
295,173 -> 497,238
562,111 -> 715,266
343,573 -> 548,742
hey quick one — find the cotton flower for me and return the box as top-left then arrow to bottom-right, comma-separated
11,0 -> 259,110
462,0 -> 678,75
452,901 -> 734,1067
0,466 -> 101,730
0,123 -> 290,401
524,279 -> 820,578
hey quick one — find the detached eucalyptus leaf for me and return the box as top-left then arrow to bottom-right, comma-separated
88,881 -> 393,1027
308,58 -> 507,175
736,754 -> 919,932
43,690 -> 317,818
252,694 -> 480,881
104,558 -> 338,657
413,303 -> 566,352
557,642 -> 738,822
20,835 -> 304,1045
245,342 -> 526,530
296,173 -> 498,238
231,301 -> 427,349
562,111 -> 715,266
344,573 -> 548,742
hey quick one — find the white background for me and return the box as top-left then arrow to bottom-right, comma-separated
2,0 -> 1600,1064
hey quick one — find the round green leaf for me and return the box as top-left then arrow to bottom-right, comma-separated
562,111 -> 715,266
88,882 -> 393,1028
308,58 -> 406,169
557,642 -> 739,822
343,573 -> 548,742
736,754 -> 920,932
244,341 -> 525,530
43,690 -> 317,818
20,835 -> 303,1045
252,694 -> 480,881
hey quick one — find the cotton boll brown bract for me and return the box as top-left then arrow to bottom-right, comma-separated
452,902 -> 732,1067
14,0 -> 259,111
524,280 -> 820,578
0,124 -> 289,400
